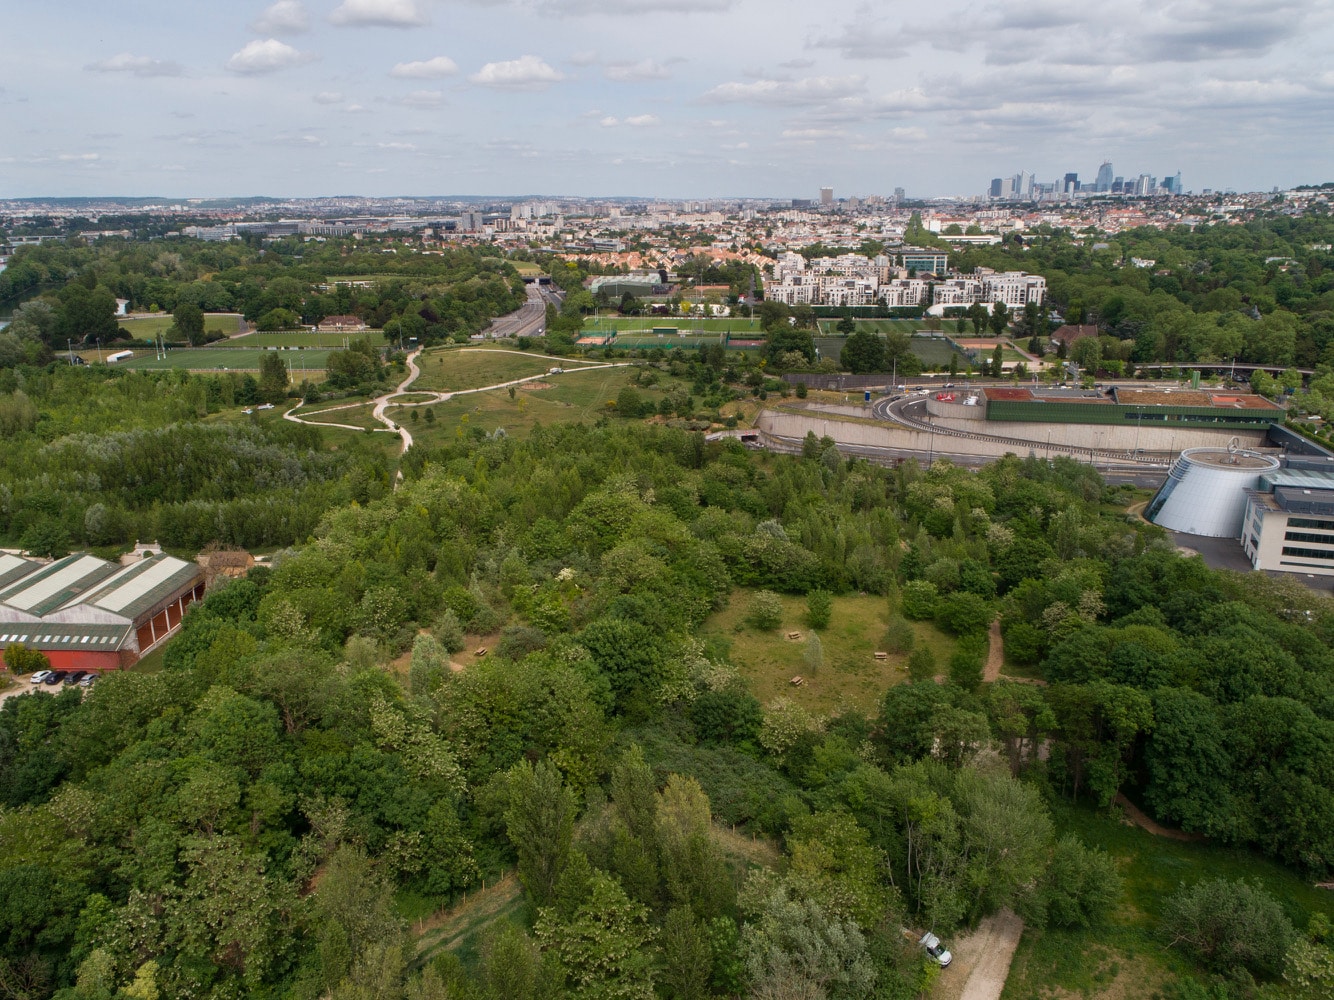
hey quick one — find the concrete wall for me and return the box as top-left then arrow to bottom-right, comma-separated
925,398 -> 986,420
929,416 -> 1268,454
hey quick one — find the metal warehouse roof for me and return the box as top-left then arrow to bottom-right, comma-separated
81,554 -> 201,621
0,555 -> 121,616
1261,468 -> 1334,492
0,623 -> 130,652
0,554 -> 40,590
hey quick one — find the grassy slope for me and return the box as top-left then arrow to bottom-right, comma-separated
412,348 -> 601,393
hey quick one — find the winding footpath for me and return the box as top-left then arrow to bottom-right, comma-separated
283,347 -> 633,455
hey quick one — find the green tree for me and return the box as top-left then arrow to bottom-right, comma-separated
1161,878 -> 1294,978
991,342 -> 1004,376
989,301 -> 1009,336
803,632 -> 824,676
747,590 -> 784,631
2,644 -> 50,676
173,301 -> 206,346
534,870 -> 657,1000
806,589 -> 832,629
659,907 -> 711,1000
505,760 -> 575,908
258,352 -> 290,404
840,331 -> 885,373
837,313 -> 856,335
1042,834 -> 1121,928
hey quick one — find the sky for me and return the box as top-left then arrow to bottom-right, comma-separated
2,0 -> 1332,200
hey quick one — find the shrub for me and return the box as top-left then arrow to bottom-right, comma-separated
747,591 -> 784,631
2,643 -> 50,676
907,647 -> 936,682
496,625 -> 548,661
900,580 -> 939,621
936,592 -> 993,636
948,635 -> 987,691
806,589 -> 832,629
882,615 -> 915,655
1043,835 -> 1122,928
432,608 -> 465,654
795,383 -> 807,399
1161,878 -> 1294,978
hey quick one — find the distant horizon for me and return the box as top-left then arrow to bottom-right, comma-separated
6,1 -> 1330,200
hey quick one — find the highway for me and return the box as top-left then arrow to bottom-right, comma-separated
486,284 -> 560,339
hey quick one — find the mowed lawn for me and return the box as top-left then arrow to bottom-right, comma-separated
1000,800 -> 1334,1000
118,348 -> 331,371
596,317 -> 766,333
118,313 -> 243,337
297,402 -> 383,430
412,348 -> 603,393
816,319 -> 921,335
699,589 -> 957,715
243,330 -> 387,348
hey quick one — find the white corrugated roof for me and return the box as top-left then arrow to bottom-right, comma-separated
92,555 -> 193,614
2,555 -> 108,612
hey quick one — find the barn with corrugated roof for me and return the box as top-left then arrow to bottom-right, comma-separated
0,552 -> 204,671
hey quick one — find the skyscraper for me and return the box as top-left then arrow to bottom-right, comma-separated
820,187 -> 834,206
1095,161 -> 1114,193
989,178 -> 1002,198
1063,172 -> 1079,194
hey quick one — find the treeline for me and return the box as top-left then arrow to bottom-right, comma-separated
1,425 -> 1331,999
0,239 -> 525,364
0,366 -> 391,554
953,210 -> 1334,368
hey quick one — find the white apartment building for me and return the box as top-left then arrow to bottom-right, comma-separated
765,259 -> 1044,311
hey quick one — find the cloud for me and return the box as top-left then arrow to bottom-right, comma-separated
225,39 -> 314,74
378,141 -> 417,150
599,113 -> 660,127
701,75 -> 866,105
385,89 -> 446,107
569,50 -> 599,67
469,55 -> 564,90
86,53 -> 184,78
536,0 -> 734,13
313,91 -> 344,104
605,59 -> 672,82
58,152 -> 101,161
330,0 -> 429,27
390,56 -> 458,78
251,1 -> 311,34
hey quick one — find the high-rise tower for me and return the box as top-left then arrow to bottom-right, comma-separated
1095,161 -> 1114,193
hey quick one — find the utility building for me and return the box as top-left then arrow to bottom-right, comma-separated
0,552 -> 204,671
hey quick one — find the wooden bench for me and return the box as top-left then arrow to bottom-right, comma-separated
474,648 -> 488,657
787,631 -> 803,641
874,651 -> 888,660
790,675 -> 805,687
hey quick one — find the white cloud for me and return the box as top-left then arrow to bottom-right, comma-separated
378,141 -> 417,150
390,56 -> 459,78
58,152 -> 101,161
702,75 -> 866,105
386,89 -> 446,108
251,0 -> 310,34
330,0 -> 429,27
469,55 -> 564,90
225,39 -> 314,74
537,0 -> 735,14
86,53 -> 184,78
599,113 -> 660,127
605,59 -> 672,82
313,91 -> 344,104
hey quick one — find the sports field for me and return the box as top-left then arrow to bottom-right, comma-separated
815,319 -> 920,335
591,317 -> 765,334
243,330 -> 387,348
118,348 -> 331,371
118,313 -> 245,338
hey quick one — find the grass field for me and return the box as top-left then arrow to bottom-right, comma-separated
699,590 -> 956,715
589,317 -> 766,334
816,319 -> 921,335
119,348 -> 330,371
390,365 -> 675,444
1000,800 -> 1334,1000
118,314 -> 243,337
298,402 -> 383,430
510,261 -> 545,277
242,330 -> 387,348
412,348 -> 602,393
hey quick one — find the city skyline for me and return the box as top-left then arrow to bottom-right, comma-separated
2,0 -> 1332,199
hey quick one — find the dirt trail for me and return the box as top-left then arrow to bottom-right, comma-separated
1114,793 -> 1206,842
933,909 -> 1024,1000
984,618 -> 1004,682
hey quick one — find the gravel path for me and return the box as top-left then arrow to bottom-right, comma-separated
984,618 -> 1004,682
934,909 -> 1024,1000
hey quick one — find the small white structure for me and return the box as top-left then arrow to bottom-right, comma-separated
107,350 -> 133,363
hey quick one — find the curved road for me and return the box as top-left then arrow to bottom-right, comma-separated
284,348 -> 634,455
869,392 -> 1170,470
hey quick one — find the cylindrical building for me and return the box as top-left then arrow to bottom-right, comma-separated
1146,447 -> 1281,537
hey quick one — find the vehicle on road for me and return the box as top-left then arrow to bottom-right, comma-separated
919,932 -> 952,968
29,670 -> 54,685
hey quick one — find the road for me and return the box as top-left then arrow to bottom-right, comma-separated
933,910 -> 1024,1000
486,284 -> 555,339
869,393 -> 1172,475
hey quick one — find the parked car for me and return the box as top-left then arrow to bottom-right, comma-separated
29,670 -> 54,685
63,671 -> 86,686
919,932 -> 952,968
43,671 -> 67,685
80,673 -> 99,687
